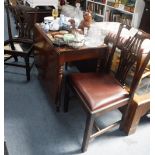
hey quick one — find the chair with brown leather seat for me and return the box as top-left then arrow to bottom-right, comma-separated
64,25 -> 150,152
4,2 -> 36,81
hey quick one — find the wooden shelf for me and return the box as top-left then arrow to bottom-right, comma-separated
95,13 -> 105,17
87,0 -> 106,6
106,5 -> 134,15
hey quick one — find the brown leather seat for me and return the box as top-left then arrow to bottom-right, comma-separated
70,73 -> 129,111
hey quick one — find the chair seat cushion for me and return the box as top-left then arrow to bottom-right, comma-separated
4,41 -> 32,53
70,73 -> 129,111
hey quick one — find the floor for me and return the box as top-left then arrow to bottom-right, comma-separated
4,7 -> 150,155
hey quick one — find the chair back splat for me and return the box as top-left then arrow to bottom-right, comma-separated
6,0 -> 37,39
104,24 -> 131,73
105,24 -> 150,98
115,32 -> 150,98
12,5 -> 37,39
5,2 -> 15,50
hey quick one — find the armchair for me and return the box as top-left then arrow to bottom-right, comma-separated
4,2 -> 36,81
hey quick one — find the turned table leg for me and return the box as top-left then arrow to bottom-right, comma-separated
55,64 -> 64,112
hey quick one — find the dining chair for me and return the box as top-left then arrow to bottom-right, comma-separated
64,24 -> 150,152
4,3 -> 36,81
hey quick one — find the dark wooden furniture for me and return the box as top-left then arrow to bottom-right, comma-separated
33,23 -> 149,138
121,92 -> 150,135
64,24 -> 150,152
4,3 -> 35,81
67,0 -> 86,10
139,0 -> 150,33
24,5 -> 55,23
34,6 -> 55,23
8,0 -> 55,27
34,24 -> 108,111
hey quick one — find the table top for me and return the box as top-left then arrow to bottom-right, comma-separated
35,23 -> 107,54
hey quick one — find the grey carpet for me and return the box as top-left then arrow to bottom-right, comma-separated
4,66 -> 150,155
4,7 -> 150,155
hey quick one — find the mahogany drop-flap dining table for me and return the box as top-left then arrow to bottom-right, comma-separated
34,24 -> 149,135
34,23 -> 108,111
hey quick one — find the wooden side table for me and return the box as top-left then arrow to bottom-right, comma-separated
121,93 -> 150,135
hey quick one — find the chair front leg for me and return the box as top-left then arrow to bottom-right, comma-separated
82,113 -> 95,152
13,55 -> 18,62
25,57 -> 30,81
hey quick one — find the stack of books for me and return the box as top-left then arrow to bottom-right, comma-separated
87,1 -> 105,15
106,10 -> 132,26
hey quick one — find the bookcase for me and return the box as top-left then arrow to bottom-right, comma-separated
86,0 -> 145,28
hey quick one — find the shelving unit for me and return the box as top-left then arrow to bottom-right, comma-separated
86,0 -> 145,28
87,0 -> 106,21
